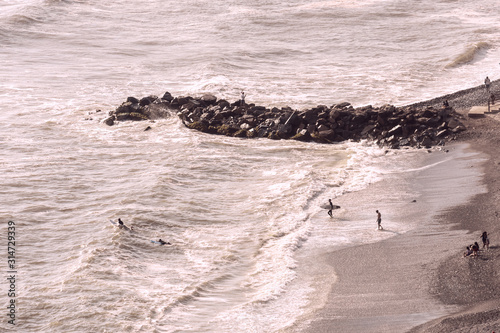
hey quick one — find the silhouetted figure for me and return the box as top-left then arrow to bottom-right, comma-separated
158,239 -> 171,245
481,231 -> 490,250
328,199 -> 334,218
240,91 -> 246,105
485,76 -> 491,91
376,210 -> 382,230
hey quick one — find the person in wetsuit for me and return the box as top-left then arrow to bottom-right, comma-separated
376,210 -> 382,230
328,199 -> 334,218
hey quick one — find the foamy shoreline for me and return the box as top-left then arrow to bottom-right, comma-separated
285,142 -> 488,332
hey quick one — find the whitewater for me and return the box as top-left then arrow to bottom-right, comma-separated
1,0 -> 500,332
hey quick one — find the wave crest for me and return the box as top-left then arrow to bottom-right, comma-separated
445,42 -> 491,68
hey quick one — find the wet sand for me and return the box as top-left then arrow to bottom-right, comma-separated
407,109 -> 500,332
287,81 -> 500,333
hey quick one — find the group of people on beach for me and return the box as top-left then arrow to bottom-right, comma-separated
327,199 -> 383,230
463,231 -> 490,257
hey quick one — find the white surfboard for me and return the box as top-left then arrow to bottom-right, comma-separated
321,203 -> 341,210
110,219 -> 132,231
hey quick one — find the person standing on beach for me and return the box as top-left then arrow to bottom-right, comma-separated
485,76 -> 491,91
472,242 -> 480,256
376,210 -> 382,230
328,199 -> 334,218
481,231 -> 490,250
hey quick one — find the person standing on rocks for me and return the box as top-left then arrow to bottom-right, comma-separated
240,91 -> 246,105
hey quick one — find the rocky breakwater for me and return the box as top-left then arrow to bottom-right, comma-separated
103,92 -> 466,149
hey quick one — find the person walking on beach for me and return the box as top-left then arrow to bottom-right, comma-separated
481,231 -> 490,250
376,210 -> 382,230
485,76 -> 491,91
328,199 -> 334,218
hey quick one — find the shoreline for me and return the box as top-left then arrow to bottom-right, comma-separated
407,111 -> 500,332
285,134 -> 497,332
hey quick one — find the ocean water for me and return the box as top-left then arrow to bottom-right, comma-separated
0,0 -> 498,332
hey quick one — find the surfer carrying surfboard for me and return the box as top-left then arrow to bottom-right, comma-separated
328,199 -> 334,218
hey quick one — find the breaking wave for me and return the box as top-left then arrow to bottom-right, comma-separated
445,41 -> 491,68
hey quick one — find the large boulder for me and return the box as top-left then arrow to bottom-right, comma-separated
200,94 -> 217,106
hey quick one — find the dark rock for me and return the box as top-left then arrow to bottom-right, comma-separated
277,124 -> 292,138
233,129 -> 248,138
436,129 -> 448,137
107,92 -> 468,149
318,129 -> 335,140
103,116 -> 115,126
140,95 -> 157,106
333,102 -> 351,109
186,121 -> 208,132
388,124 -> 402,136
217,99 -> 230,109
421,136 -> 434,148
291,129 -> 311,141
162,92 -> 174,102
217,124 -> 238,136
127,96 -> 139,104
268,131 -> 281,140
143,103 -> 172,119
201,94 -> 217,105
247,128 -> 257,138
361,124 -> 376,136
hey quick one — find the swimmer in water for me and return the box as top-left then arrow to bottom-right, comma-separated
158,239 -> 171,245
117,218 -> 133,231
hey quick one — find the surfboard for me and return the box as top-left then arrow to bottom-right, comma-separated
320,204 -> 341,210
110,219 -> 131,231
151,240 -> 170,245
